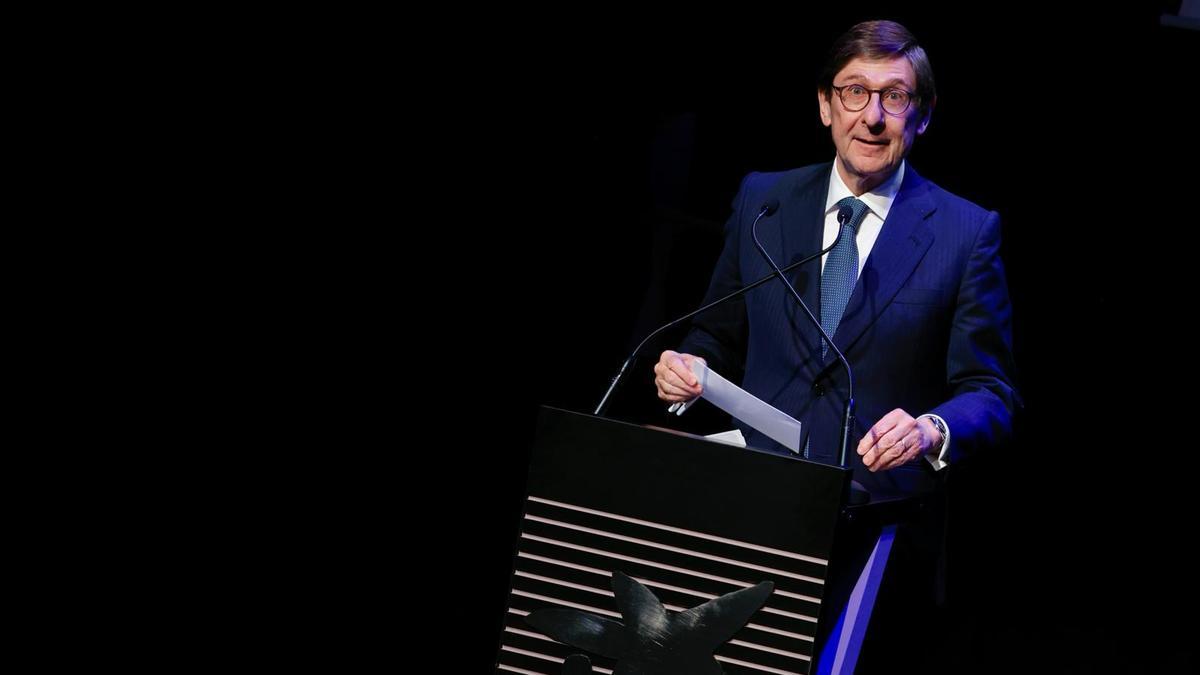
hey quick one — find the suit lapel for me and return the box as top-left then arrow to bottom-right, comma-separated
770,164 -> 831,355
824,167 -> 938,366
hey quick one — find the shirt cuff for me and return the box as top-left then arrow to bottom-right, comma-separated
918,413 -> 950,471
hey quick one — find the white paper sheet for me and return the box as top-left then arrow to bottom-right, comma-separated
704,428 -> 747,447
686,360 -> 803,453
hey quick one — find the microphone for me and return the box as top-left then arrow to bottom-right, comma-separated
837,203 -> 854,227
593,200 -> 837,417
750,201 -> 857,469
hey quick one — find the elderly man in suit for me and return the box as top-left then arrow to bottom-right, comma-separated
655,19 -> 1017,498
654,20 -> 1019,672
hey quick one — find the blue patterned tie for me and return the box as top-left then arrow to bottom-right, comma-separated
820,197 -> 869,358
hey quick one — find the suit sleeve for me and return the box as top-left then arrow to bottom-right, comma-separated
677,173 -> 756,379
930,210 -> 1021,463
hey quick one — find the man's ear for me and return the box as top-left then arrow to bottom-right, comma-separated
916,95 -> 936,135
817,90 -> 832,127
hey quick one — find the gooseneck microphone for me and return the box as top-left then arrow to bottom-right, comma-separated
593,201 -> 837,417
750,199 -> 857,469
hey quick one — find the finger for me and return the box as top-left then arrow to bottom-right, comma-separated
856,427 -> 876,456
857,420 -> 889,456
669,356 -> 699,388
859,408 -> 902,454
861,419 -> 902,466
888,438 -> 925,471
657,378 -> 698,400
658,362 -> 700,395
874,418 -> 915,459
872,434 -> 914,471
861,410 -> 914,465
886,424 -> 931,470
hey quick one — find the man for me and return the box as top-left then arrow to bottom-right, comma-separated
654,20 -> 1017,500
654,22 -> 1018,670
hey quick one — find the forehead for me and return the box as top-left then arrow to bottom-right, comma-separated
834,56 -> 916,89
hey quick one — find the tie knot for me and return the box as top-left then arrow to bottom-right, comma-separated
834,197 -> 870,232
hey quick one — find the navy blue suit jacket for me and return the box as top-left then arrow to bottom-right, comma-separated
680,162 -> 1018,498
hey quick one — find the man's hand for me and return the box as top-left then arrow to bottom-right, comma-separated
654,350 -> 705,403
857,409 -> 943,472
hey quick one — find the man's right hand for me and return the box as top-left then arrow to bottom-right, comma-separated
654,350 -> 705,403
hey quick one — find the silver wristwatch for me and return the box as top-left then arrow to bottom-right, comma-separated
926,415 -> 948,448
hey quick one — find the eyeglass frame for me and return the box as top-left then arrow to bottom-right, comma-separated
829,83 -> 918,116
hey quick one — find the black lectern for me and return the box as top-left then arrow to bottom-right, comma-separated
496,407 -> 913,675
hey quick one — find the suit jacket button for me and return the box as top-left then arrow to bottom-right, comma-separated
812,383 -> 824,397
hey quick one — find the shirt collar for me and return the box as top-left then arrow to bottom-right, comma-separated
824,159 -> 905,222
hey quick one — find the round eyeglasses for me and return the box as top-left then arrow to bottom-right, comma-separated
830,84 -> 916,116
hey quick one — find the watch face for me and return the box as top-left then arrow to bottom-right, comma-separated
926,416 -> 946,439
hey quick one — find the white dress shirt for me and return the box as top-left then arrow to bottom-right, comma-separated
821,160 -> 951,469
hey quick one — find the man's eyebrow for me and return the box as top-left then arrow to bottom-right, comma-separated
836,74 -> 913,89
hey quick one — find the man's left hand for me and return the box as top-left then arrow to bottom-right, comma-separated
857,409 -> 943,472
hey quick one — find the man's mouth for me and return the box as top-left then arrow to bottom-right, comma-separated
855,138 -> 888,146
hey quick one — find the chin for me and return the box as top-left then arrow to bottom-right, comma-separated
847,159 -> 891,179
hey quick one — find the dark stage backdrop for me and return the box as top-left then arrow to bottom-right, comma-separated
446,4 -> 1198,671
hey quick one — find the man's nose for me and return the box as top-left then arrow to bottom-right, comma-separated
861,92 -> 886,128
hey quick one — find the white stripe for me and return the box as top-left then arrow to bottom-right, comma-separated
613,575 -> 817,624
742,621 -> 815,641
504,626 -> 559,644
499,644 -> 614,674
766,588 -> 822,605
500,645 -> 563,664
515,571 -> 613,598
496,647 -> 799,675
518,551 -> 611,577
497,664 -> 549,675
520,535 -> 824,602
626,575 -> 725,600
517,550 -> 821,605
727,638 -> 812,660
519,557 -> 812,616
761,605 -> 821,623
515,622 -> 813,672
509,588 -> 813,645
510,589 -> 621,618
715,654 -> 806,674
656,602 -> 816,636
498,636 -> 800,675
524,515 -> 825,585
529,495 -> 828,565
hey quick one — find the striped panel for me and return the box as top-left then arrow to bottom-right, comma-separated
497,495 -> 830,675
